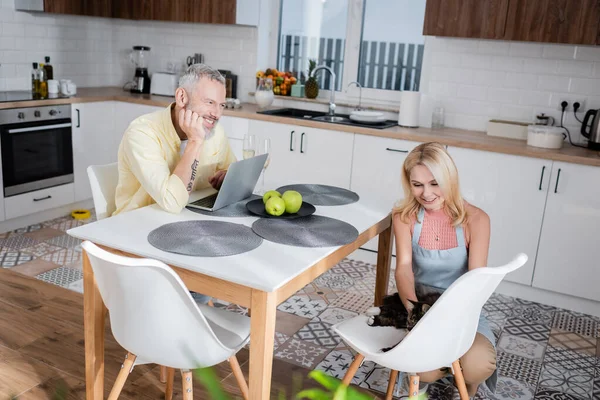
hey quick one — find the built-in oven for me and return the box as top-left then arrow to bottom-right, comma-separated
0,105 -> 73,197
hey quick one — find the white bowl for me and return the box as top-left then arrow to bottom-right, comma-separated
349,113 -> 387,123
527,126 -> 565,149
350,110 -> 385,118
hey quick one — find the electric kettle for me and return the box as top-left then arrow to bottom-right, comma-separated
580,109 -> 600,150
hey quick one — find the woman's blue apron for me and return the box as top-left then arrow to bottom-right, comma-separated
411,207 -> 497,392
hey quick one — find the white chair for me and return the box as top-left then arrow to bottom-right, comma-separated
333,253 -> 528,400
87,163 -> 119,220
81,240 -> 250,400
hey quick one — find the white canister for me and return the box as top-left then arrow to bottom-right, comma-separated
526,126 -> 565,149
48,79 -> 59,94
398,91 -> 421,128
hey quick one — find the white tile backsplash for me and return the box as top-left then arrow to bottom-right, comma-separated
423,36 -> 600,140
0,3 -> 258,101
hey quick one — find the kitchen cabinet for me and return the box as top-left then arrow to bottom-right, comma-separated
449,147 -> 551,286
72,102 -> 116,202
532,162 -> 600,302
113,103 -> 163,153
423,0 -> 600,45
350,135 -> 422,254
505,0 -> 600,45
248,120 -> 354,191
423,0 -> 509,39
43,0 -> 111,17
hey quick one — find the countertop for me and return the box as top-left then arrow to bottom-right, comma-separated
3,87 -> 600,167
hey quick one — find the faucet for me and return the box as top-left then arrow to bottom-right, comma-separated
346,81 -> 363,111
310,65 -> 336,117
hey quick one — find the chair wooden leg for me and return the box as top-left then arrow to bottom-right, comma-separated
165,367 -> 175,400
408,375 -> 420,399
229,355 -> 249,400
208,299 -> 214,307
341,353 -> 365,386
181,370 -> 193,400
385,370 -> 398,400
160,365 -> 167,383
107,352 -> 136,400
451,360 -> 469,400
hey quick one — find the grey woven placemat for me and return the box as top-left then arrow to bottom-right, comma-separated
148,221 -> 262,257
186,195 -> 261,217
276,184 -> 359,206
252,215 -> 358,247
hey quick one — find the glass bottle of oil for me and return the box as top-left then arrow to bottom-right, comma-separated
31,62 -> 40,97
44,56 -> 53,80
38,63 -> 48,99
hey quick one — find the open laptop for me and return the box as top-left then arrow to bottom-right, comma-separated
187,153 -> 268,212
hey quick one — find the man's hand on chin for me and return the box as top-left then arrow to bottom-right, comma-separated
209,170 -> 227,189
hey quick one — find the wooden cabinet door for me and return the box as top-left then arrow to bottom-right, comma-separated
175,0 -> 236,24
423,0 -> 509,39
44,0 -> 84,15
82,0 -> 111,17
505,0 -> 600,45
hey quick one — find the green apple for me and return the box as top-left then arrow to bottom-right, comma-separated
265,196 -> 286,216
263,190 -> 281,204
282,190 -> 303,214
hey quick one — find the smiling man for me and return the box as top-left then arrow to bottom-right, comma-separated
113,64 -> 236,216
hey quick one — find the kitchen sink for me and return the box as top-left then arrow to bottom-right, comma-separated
256,108 -> 397,130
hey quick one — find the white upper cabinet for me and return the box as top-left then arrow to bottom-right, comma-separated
533,161 -> 600,302
236,0 -> 260,26
448,147 -> 551,286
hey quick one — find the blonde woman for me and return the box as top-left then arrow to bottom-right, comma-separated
393,142 -> 496,396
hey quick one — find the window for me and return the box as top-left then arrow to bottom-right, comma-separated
277,0 -> 348,91
275,0 -> 426,99
358,0 -> 426,91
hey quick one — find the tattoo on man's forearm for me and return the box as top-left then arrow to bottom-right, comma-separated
187,159 -> 199,191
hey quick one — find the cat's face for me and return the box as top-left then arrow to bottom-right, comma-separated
406,300 -> 431,328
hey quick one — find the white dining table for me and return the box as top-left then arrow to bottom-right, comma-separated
68,188 -> 394,399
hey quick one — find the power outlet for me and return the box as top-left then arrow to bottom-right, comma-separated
557,98 -> 586,113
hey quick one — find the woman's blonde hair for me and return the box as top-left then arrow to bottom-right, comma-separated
393,142 -> 467,226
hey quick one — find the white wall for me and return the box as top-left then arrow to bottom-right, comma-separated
420,36 -> 600,142
0,1 -> 258,101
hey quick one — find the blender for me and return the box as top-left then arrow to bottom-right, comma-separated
130,46 -> 151,94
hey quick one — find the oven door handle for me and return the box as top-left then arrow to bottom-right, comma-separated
7,123 -> 72,134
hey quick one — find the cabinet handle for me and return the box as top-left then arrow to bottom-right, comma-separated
300,132 -> 305,153
538,166 -> 545,191
289,130 -> 294,151
76,109 -> 80,128
554,168 -> 561,193
385,147 -> 408,153
33,195 -> 52,202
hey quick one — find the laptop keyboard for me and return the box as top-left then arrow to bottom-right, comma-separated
191,193 -> 218,208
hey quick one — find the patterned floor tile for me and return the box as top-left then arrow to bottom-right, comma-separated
511,303 -> 555,326
484,294 -> 516,317
358,365 -> 406,398
273,332 -> 289,351
301,282 -> 339,303
544,345 -> 596,372
476,376 -> 535,399
0,235 -> 39,251
497,333 -> 546,361
66,278 -> 83,294
329,292 -> 374,314
36,266 -> 83,287
277,295 -> 327,319
330,258 -> 372,279
23,227 -> 65,242
273,338 -> 329,369
46,234 -> 82,249
535,388 -> 584,400
428,381 -> 460,400
12,224 -> 43,235
0,250 -> 34,267
20,242 -> 63,257
503,317 -> 551,342
314,271 -> 355,290
316,307 -> 358,326
223,303 -> 248,316
538,363 -> 594,399
314,350 -> 371,385
292,317 -> 342,349
11,259 -> 60,276
549,328 -> 597,357
593,379 -> 600,400
496,351 -> 542,387
553,311 -> 598,338
41,249 -> 82,266
42,215 -> 71,227
47,218 -> 84,231
275,310 -> 311,336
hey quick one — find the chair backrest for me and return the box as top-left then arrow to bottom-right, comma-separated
87,163 -> 118,220
81,240 -> 235,369
375,253 -> 528,372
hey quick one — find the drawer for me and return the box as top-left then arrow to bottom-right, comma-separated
5,183 -> 75,220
